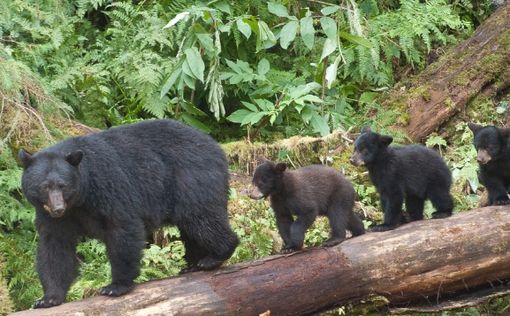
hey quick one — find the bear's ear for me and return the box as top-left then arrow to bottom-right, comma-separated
274,163 -> 287,173
66,150 -> 83,167
18,149 -> 33,168
467,122 -> 483,134
379,135 -> 393,146
361,126 -> 371,134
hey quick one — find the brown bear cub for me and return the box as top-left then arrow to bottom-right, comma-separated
249,160 -> 365,253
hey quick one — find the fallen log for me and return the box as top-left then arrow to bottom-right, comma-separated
385,3 -> 510,141
12,206 -> 510,316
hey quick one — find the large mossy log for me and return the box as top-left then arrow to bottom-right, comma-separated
387,3 -> 510,141
12,206 -> 510,316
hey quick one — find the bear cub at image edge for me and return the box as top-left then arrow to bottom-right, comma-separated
468,122 -> 510,206
19,119 -> 239,308
350,127 -> 453,232
250,160 -> 365,253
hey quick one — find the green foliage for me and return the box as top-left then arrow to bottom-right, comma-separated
0,148 -> 33,230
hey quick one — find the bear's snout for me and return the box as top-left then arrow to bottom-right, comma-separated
476,149 -> 491,164
248,185 -> 265,200
349,152 -> 365,166
46,189 -> 67,217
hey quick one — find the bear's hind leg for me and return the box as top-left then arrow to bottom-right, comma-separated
405,195 -> 425,221
324,202 -> 349,247
177,213 -> 238,271
428,187 -> 453,219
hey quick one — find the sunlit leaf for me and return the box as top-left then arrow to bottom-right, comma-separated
300,16 -> 314,50
280,20 -> 299,49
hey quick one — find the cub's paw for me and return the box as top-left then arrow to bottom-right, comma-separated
280,245 -> 301,254
322,237 -> 345,247
196,257 -> 223,271
494,199 -> 510,206
371,224 -> 396,232
100,283 -> 133,297
33,296 -> 64,309
431,212 -> 452,219
179,265 -> 199,274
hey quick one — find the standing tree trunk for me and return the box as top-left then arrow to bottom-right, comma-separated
11,206 -> 510,316
386,3 -> 510,141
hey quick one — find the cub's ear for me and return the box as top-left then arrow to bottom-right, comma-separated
18,149 -> 33,168
274,163 -> 287,173
467,122 -> 483,134
379,135 -> 393,146
66,150 -> 83,167
361,126 -> 371,134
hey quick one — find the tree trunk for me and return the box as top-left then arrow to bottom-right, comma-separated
386,3 -> 510,141
12,206 -> 510,316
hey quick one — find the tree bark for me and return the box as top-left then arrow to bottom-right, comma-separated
386,3 -> 510,141
12,206 -> 510,316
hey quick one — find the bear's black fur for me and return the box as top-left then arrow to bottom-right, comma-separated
19,119 -> 239,308
350,127 -> 453,232
249,160 -> 365,253
468,122 -> 510,205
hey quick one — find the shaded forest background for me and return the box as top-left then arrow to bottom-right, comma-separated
1,0 -> 509,314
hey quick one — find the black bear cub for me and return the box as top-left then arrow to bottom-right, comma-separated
350,127 -> 453,232
468,122 -> 510,205
19,119 -> 238,308
249,160 -> 365,253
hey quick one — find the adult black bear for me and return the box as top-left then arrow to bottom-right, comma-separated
19,119 -> 239,308
350,127 -> 453,231
249,160 -> 365,253
468,122 -> 510,205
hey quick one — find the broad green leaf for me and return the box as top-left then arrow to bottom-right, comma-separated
268,2 -> 289,17
280,20 -> 299,49
227,109 -> 253,123
254,99 -> 273,111
181,113 -> 211,133
310,113 -> 330,136
212,1 -> 231,14
320,17 -> 337,39
236,19 -> 252,39
181,101 -> 207,117
300,16 -> 314,50
325,55 -> 342,89
245,111 -> 266,125
241,101 -> 258,112
257,21 -> 277,51
321,5 -> 340,15
320,38 -> 337,61
301,94 -> 323,103
301,105 -> 313,123
163,12 -> 190,29
160,68 -> 182,98
339,31 -> 373,48
184,47 -> 205,82
359,91 -> 379,105
195,34 -> 215,53
182,72 -> 196,89
257,58 -> 270,75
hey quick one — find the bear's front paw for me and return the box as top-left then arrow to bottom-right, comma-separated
196,257 -> 223,270
371,224 -> 397,232
322,237 -> 345,247
280,245 -> 301,254
179,265 -> 199,274
33,296 -> 64,309
431,211 -> 452,219
494,199 -> 510,206
99,283 -> 133,297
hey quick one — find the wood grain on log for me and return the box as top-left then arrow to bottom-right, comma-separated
386,3 -> 510,141
11,206 -> 510,316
